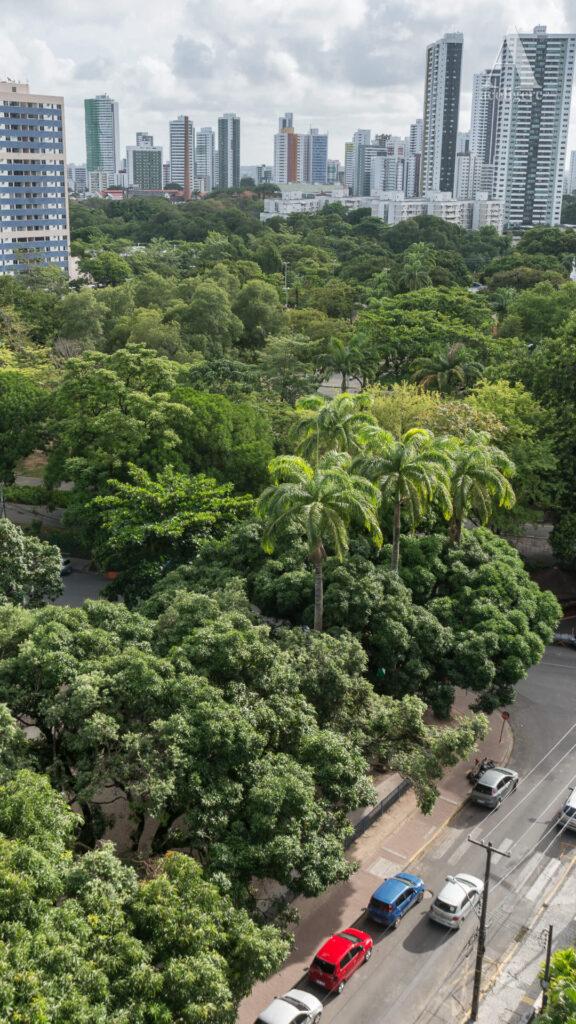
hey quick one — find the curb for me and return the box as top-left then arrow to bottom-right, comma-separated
406,719 -> 514,869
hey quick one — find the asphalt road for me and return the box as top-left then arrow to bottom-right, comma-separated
53,568 -> 109,607
296,645 -> 576,1024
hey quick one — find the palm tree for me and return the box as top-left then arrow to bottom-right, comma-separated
411,343 -> 483,395
354,426 -> 455,571
449,435 -> 516,547
291,392 -> 375,463
490,287 -> 516,322
258,452 -> 382,631
318,336 -> 378,392
396,243 -> 436,292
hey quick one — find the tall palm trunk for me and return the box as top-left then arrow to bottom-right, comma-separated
312,546 -> 324,631
455,515 -> 463,549
341,372 -> 347,393
391,500 -> 401,571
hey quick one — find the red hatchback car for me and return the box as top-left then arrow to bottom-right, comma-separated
308,928 -> 373,995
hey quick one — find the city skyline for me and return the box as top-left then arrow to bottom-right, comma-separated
2,0 -> 574,167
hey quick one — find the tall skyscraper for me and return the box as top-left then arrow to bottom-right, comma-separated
493,25 -> 576,228
274,118 -> 328,184
195,127 -> 215,191
84,94 -> 120,173
170,115 -> 195,193
420,32 -> 463,194
405,118 -> 423,197
308,129 -> 328,183
0,80 -> 70,275
470,68 -> 501,165
273,125 -> 298,183
344,143 -> 354,189
218,113 -> 240,188
351,129 -> 371,195
126,133 -> 162,189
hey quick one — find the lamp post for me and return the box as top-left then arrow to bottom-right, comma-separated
467,836 -> 511,1021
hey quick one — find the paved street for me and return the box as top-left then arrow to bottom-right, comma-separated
242,646 -> 576,1024
53,565 -> 109,607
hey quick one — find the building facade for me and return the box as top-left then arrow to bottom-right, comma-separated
169,115 -> 195,191
493,26 -> 576,228
420,32 -> 463,194
218,113 -> 240,188
195,127 -> 215,191
126,133 -> 162,188
84,94 -> 120,173
0,80 -> 70,275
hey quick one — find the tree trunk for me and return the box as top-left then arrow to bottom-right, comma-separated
341,373 -> 347,393
455,516 -> 463,549
313,552 -> 324,631
391,501 -> 401,572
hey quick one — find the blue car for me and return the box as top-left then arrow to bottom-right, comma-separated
367,872 -> 425,928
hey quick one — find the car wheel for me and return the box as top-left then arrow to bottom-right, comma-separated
364,947 -> 372,963
313,1014 -> 322,1023
512,779 -> 518,791
416,891 -> 424,903
336,980 -> 345,995
393,917 -> 400,929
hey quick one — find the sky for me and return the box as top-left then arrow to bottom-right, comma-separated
2,0 -> 574,168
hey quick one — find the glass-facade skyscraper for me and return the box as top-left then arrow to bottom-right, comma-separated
0,80 -> 70,274
420,32 -> 463,194
493,26 -> 576,228
84,94 -> 120,173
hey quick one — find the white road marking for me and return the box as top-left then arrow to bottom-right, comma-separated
367,856 -> 405,879
525,858 -> 562,903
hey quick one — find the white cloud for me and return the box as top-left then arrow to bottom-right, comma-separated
1,0 -> 574,167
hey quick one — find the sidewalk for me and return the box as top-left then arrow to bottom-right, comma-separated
471,850 -> 576,1024
239,691 -> 512,1024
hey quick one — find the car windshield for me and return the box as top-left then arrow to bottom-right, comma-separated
312,956 -> 335,974
474,783 -> 493,794
282,996 -> 307,1010
337,931 -> 358,943
435,898 -> 458,913
562,804 -> 576,817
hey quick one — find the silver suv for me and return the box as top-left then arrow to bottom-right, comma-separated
470,767 -> 518,808
557,788 -> 576,831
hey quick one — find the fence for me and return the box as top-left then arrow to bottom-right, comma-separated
344,779 -> 412,849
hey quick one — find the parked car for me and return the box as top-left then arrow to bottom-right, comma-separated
367,871 -> 425,927
429,874 -> 484,929
60,556 -> 72,576
309,928 -> 373,995
469,766 -> 518,808
253,989 -> 322,1024
557,788 -> 576,831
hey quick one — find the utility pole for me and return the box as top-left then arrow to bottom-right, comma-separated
467,836 -> 511,1021
540,924 -> 554,1015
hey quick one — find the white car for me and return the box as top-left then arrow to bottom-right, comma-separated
253,989 -> 322,1024
429,873 -> 484,929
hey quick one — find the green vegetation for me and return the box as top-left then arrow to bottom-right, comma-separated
0,196 -> 569,1017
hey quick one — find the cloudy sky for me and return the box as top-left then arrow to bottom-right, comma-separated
2,0 -> 574,167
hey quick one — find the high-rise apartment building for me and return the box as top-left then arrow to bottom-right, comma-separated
344,143 -> 354,189
195,127 -> 215,191
405,119 -> 423,197
420,32 -> 463,194
218,113 -> 240,188
351,129 -> 372,195
126,133 -> 162,189
470,68 -> 501,164
493,25 -> 576,228
169,115 -> 195,193
84,94 -> 120,173
0,81 -> 70,275
274,118 -> 328,184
